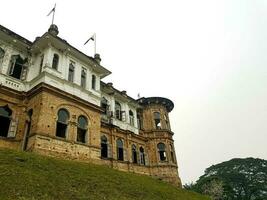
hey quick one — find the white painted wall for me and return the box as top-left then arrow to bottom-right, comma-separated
1,39 -> 138,134
101,92 -> 139,134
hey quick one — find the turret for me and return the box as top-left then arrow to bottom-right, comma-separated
138,97 -> 181,187
138,97 -> 173,131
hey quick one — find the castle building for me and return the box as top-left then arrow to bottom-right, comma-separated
0,24 -> 181,186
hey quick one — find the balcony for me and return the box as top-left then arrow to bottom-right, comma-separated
0,74 -> 25,91
101,114 -> 139,134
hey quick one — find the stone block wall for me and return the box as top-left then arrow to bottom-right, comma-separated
0,84 -> 182,187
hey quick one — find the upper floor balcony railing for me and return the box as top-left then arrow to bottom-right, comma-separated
101,113 -> 139,134
0,74 -> 25,91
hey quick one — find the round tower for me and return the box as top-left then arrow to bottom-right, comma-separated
138,97 -> 181,187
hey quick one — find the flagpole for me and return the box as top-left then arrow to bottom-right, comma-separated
52,3 -> 56,24
94,33 -> 96,55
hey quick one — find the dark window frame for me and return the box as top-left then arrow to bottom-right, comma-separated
101,135 -> 108,158
39,54 -> 44,74
52,54 -> 59,70
132,144 -> 137,164
92,74 -> 96,90
9,55 -> 26,80
115,101 -> 122,120
157,143 -> 167,161
77,115 -> 88,143
101,97 -> 108,115
68,62 -> 75,82
81,68 -> 87,88
140,147 -> 145,165
56,109 -> 69,138
0,105 -> 12,138
129,110 -> 134,126
154,112 -> 161,129
117,139 -> 124,161
0,47 -> 5,67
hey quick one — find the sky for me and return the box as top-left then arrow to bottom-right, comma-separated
1,0 -> 267,184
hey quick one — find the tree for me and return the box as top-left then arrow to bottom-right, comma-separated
185,158 -> 267,200
202,179 -> 224,200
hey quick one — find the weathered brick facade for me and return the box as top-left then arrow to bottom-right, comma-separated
0,23 -> 182,187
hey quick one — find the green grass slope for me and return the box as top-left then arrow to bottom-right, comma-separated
0,148 -> 210,200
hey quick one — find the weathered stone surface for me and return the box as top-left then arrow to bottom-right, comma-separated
0,83 -> 181,187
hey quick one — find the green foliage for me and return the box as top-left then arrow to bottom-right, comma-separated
0,148 -> 210,200
185,158 -> 267,200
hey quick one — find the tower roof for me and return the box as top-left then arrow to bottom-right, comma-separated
138,97 -> 174,112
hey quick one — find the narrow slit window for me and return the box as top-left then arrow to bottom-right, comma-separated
92,74 -> 96,90
39,55 -> 44,74
52,54 -> 59,70
81,68 -> 86,88
68,62 -> 75,82
137,113 -> 143,130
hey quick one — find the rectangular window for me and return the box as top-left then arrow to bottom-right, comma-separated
39,55 -> 44,74
130,116 -> 134,126
81,68 -> 86,88
68,62 -> 75,82
92,74 -> 96,90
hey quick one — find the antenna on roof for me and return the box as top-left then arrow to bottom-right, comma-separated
137,93 -> 141,99
47,3 -> 56,25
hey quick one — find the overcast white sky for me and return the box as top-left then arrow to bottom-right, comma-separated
1,0 -> 267,184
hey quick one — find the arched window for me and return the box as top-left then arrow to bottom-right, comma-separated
81,68 -> 86,88
101,97 -> 108,115
115,101 -> 121,120
92,74 -> 96,90
117,138 -> 124,161
56,109 -> 69,138
129,110 -> 134,126
0,106 -> 12,137
77,116 -> 88,143
140,147 -> 145,165
157,143 -> 167,161
132,144 -> 137,164
101,135 -> 108,158
68,62 -> 75,82
154,112 -> 161,129
9,55 -> 26,79
52,54 -> 59,70
0,48 -> 5,67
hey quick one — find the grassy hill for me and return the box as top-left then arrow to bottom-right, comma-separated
0,148 -> 210,200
